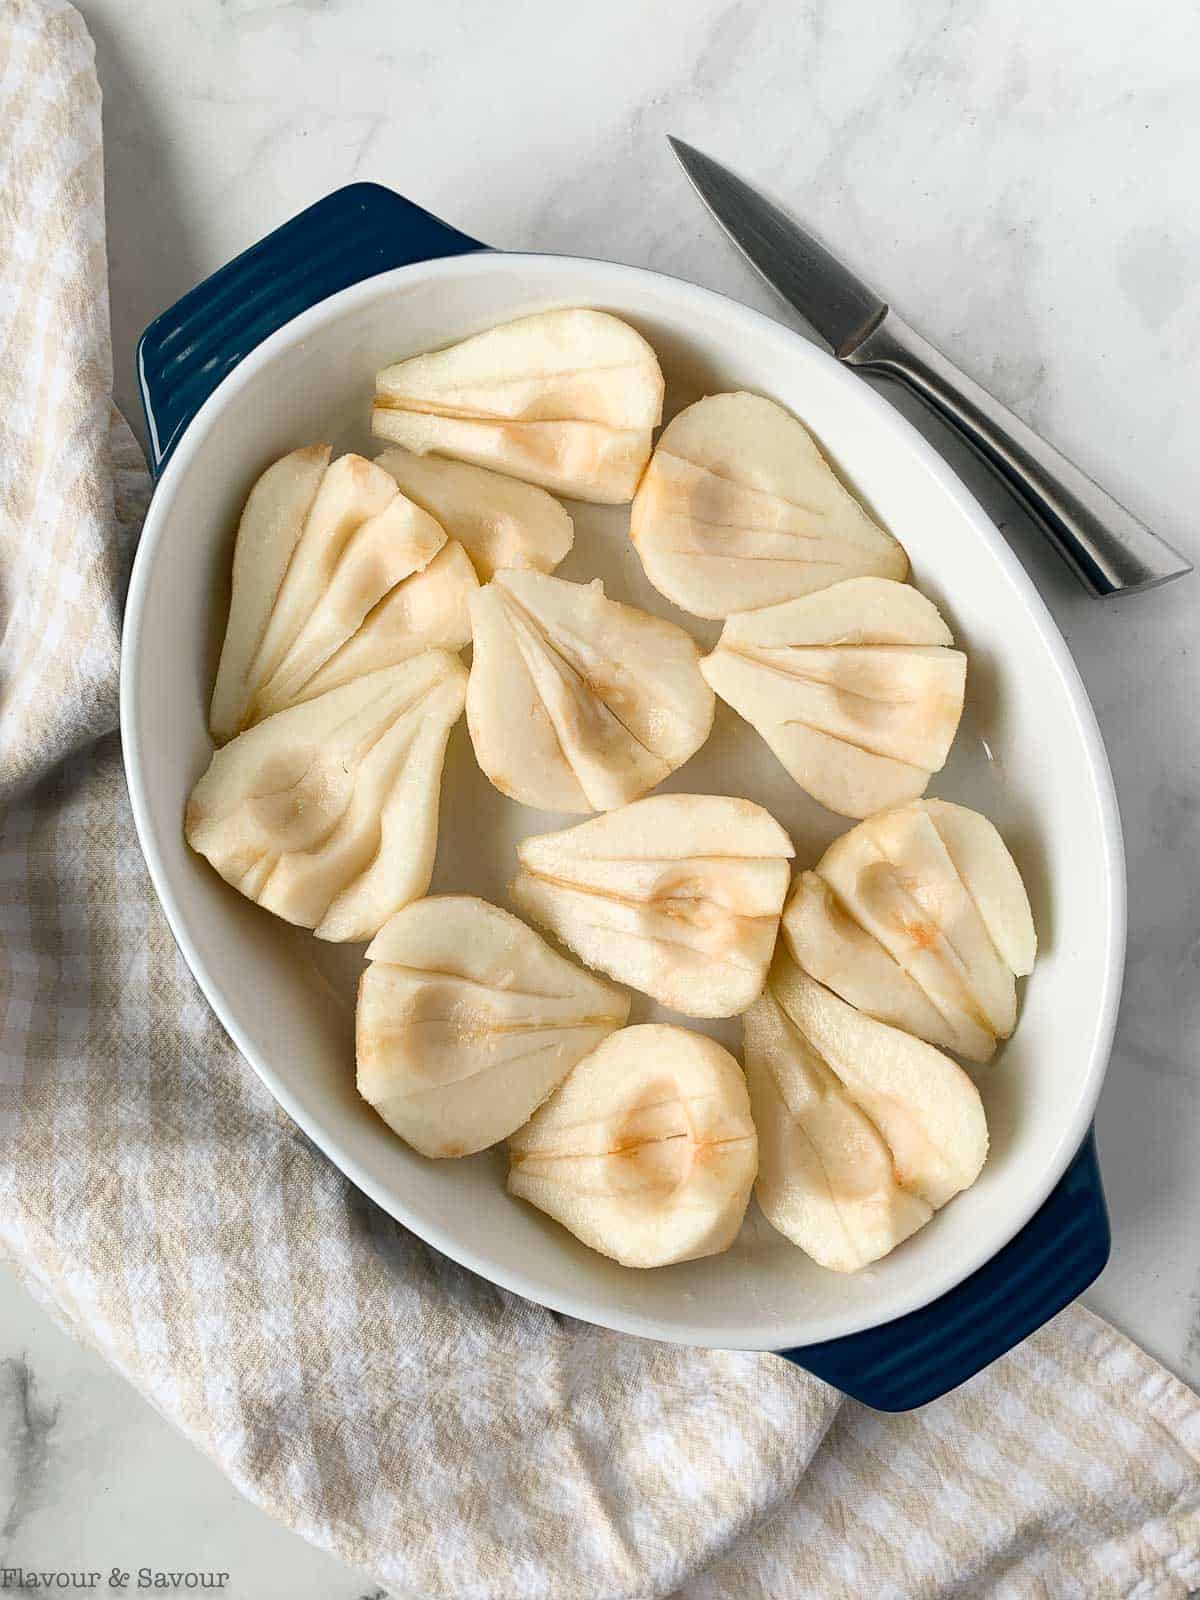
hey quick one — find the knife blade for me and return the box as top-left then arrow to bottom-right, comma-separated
667,136 -> 885,358
667,136 -> 1192,597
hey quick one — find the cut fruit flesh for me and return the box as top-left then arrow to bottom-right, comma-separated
209,444 -> 332,743
701,577 -> 966,819
245,454 -> 405,700
508,1023 -> 758,1268
357,895 -> 629,1158
466,569 -> 714,814
744,952 -> 987,1271
250,483 -> 447,722
782,871 -> 976,1056
511,794 -> 794,1017
630,392 -> 908,618
375,446 -> 574,580
293,539 -> 476,703
210,449 -> 478,739
372,309 -> 664,504
186,651 -> 467,942
782,800 -> 1037,1062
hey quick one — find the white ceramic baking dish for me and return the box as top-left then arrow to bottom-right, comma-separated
120,185 -> 1124,1408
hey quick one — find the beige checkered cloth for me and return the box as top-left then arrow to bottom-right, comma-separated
2,4 -> 1199,1596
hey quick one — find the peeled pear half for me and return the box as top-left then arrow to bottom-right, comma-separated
630,392 -> 908,618
701,577 -> 967,818
511,794 -> 795,1017
372,309 -> 664,503
467,569 -> 714,814
210,450 -> 476,740
744,951 -> 988,1272
375,446 -> 573,580
293,539 -> 476,705
357,896 -> 629,1158
186,652 -> 467,942
783,799 -> 1037,1062
210,444 -> 331,743
508,1024 -> 758,1268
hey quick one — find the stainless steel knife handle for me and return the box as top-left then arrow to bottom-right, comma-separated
846,312 -> 1192,596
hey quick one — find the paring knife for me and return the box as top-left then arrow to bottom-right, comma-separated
668,137 -> 1191,597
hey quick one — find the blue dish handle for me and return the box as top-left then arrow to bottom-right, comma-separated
136,183 -> 1111,1409
137,182 -> 487,475
783,1132 -> 1109,1410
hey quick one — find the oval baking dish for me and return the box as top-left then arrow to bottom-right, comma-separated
121,185 -> 1124,1410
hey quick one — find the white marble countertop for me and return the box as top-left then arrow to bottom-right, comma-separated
3,0 -> 1198,1591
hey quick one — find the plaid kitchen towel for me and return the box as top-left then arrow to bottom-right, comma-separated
2,4 -> 1199,1597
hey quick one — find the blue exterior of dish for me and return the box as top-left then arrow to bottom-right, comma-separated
781,1132 -> 1108,1408
137,183 -> 486,473
136,182 -> 1111,1411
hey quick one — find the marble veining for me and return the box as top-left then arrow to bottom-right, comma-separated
4,0 -> 1199,1589
0,1359 -> 60,1543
